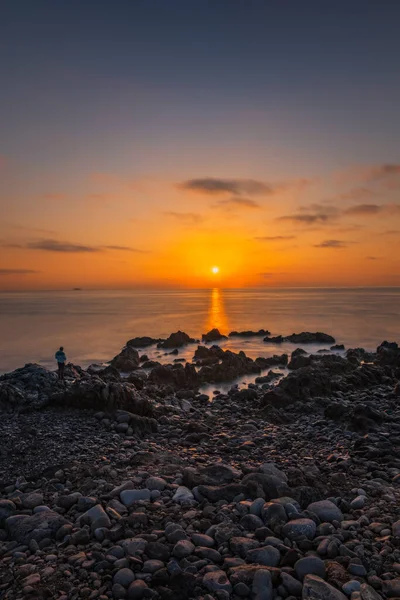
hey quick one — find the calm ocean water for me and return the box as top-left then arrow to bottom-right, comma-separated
0,288 -> 400,374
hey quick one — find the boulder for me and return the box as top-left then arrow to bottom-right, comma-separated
307,500 -> 343,523
6,511 -> 69,544
202,328 -> 228,343
111,346 -> 140,371
229,329 -> 271,337
302,574 -> 347,600
158,331 -> 196,349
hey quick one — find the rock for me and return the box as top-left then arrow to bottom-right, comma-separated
145,542 -> 170,562
201,462 -> 241,484
252,568 -> 273,600
282,518 -> 317,541
197,484 -> 245,503
173,540 -> 195,558
246,546 -> 280,567
203,570 -> 232,593
295,556 -> 326,581
303,574 -> 348,600
111,346 -> 140,371
230,329 -> 271,337
120,489 -> 151,505
21,492 -> 44,509
260,463 -> 288,483
342,581 -> 361,595
114,568 -> 136,587
159,331 -> 196,349
202,329 -> 228,343
127,580 -> 149,599
230,537 -> 259,557
146,476 -> 167,491
281,572 -> 303,596
359,583 -> 384,600
382,579 -> 400,597
79,504 -> 111,530
0,499 -> 16,525
172,486 -> 194,503
392,520 -> 400,537
126,336 -> 162,348
241,473 -> 291,499
6,511 -> 69,544
307,500 -> 343,523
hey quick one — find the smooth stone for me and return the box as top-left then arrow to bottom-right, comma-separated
252,569 -> 273,600
173,540 -> 195,558
342,581 -> 361,595
283,518 -> 317,541
303,574 -> 348,600
295,556 -> 326,581
172,486 -> 194,503
246,546 -> 280,567
113,568 -> 136,587
307,500 -> 343,523
145,477 -> 167,491
120,490 -> 151,506
350,496 -> 366,510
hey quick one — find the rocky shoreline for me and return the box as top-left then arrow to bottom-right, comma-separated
0,329 -> 400,600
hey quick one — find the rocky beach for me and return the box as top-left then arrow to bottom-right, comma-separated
1,329 -> 400,600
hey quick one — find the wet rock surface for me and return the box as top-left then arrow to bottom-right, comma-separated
0,334 -> 399,598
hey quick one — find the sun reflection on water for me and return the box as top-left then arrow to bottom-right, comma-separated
205,287 -> 229,334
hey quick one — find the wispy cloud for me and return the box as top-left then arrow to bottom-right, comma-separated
3,239 -> 148,253
366,163 -> 400,182
277,203 -> 339,225
164,211 -> 205,224
314,239 -> 353,248
0,268 -> 39,275
344,204 -> 383,216
179,177 -> 273,196
102,245 -> 148,253
214,197 -> 260,209
27,240 -> 100,253
380,229 -> 400,235
255,235 -> 296,241
366,256 -> 381,260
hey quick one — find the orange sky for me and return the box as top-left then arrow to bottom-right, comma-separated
1,164 -> 400,290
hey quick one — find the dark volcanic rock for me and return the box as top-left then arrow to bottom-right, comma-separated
198,350 -> 261,383
148,363 -> 199,389
264,331 -> 335,344
6,511 -> 69,544
202,328 -> 228,343
255,354 -> 288,368
229,329 -> 271,337
126,336 -> 163,347
158,331 -> 196,349
376,340 -> 400,366
51,378 -> 156,419
110,345 -> 140,371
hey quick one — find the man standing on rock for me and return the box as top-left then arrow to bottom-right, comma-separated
55,346 -> 67,381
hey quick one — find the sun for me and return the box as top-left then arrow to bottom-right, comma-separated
211,266 -> 219,274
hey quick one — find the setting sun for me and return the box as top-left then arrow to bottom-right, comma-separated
211,266 -> 220,274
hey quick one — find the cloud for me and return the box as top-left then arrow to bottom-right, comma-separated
366,256 -> 380,260
277,213 -> 332,224
164,211 -> 205,224
344,204 -> 383,216
0,268 -> 39,275
277,203 -> 340,226
314,239 -> 352,248
367,164 -> 400,181
179,177 -> 273,196
102,245 -> 147,253
255,235 -> 296,241
27,239 -> 100,253
214,197 -> 260,209
380,229 -> 400,235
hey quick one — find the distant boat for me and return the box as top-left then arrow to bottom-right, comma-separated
73,287 -> 82,291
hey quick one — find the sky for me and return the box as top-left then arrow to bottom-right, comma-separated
1,0 -> 400,290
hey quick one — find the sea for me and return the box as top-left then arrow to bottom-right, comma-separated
1,288 -> 400,384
